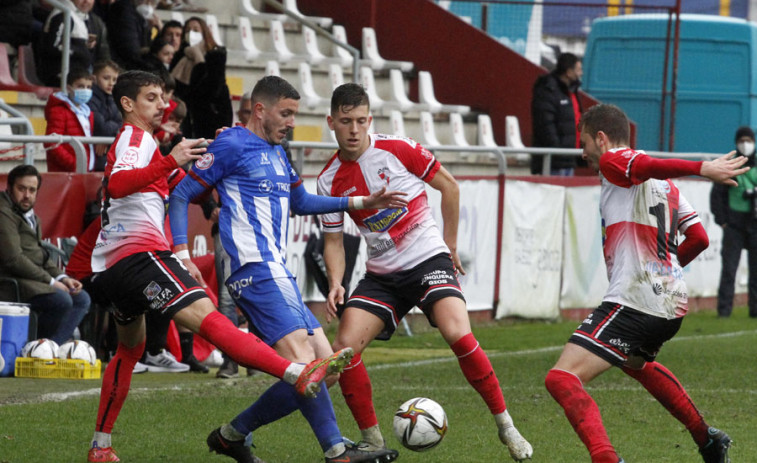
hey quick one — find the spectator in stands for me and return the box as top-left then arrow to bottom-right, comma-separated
171,16 -> 231,139
89,60 -> 122,171
36,0 -> 92,86
77,0 -> 111,67
44,68 -> 96,172
530,52 -> 583,176
0,164 -> 91,345
157,97 -> 186,155
159,19 -> 183,54
156,0 -> 206,13
236,92 -> 252,126
711,125 -> 757,318
0,0 -> 33,48
106,0 -> 160,71
142,37 -> 175,72
169,16 -> 211,93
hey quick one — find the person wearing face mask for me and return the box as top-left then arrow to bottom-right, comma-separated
44,68 -> 97,172
530,52 -> 585,175
106,0 -> 157,71
35,0 -> 92,87
711,125 -> 757,318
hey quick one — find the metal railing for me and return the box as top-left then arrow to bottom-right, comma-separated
0,134 -> 113,173
0,99 -> 36,162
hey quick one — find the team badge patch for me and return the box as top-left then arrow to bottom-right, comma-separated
143,281 -> 161,300
121,147 -> 139,165
259,179 -> 273,194
195,153 -> 214,170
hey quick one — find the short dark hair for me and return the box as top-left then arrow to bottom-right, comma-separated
161,20 -> 183,36
330,83 -> 370,114
93,60 -> 121,75
171,97 -> 187,121
7,164 -> 41,190
250,76 -> 300,106
67,67 -> 93,86
578,104 -> 630,145
150,37 -> 172,56
735,125 -> 755,142
555,52 -> 580,76
113,70 -> 164,115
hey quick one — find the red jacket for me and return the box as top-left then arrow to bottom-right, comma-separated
44,92 -> 95,172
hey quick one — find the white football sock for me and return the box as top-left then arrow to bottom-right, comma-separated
324,442 -> 346,458
282,363 -> 305,385
91,432 -> 111,448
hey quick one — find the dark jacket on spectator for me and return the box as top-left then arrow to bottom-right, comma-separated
85,9 -> 110,65
0,0 -> 33,47
106,0 -> 150,70
188,46 -> 232,139
89,84 -> 121,137
35,5 -> 90,86
530,72 -> 582,173
0,191 -> 62,302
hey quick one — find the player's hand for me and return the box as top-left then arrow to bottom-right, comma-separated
701,151 -> 750,186
170,137 -> 207,167
210,207 -> 220,223
183,258 -> 207,288
326,284 -> 345,323
215,126 -> 230,138
450,250 -> 466,276
95,144 -> 108,157
362,186 -> 408,210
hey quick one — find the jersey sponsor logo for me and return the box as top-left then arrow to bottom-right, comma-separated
142,281 -> 175,310
420,147 -> 434,160
259,179 -> 274,194
195,153 -> 214,170
227,275 -> 254,299
608,338 -> 631,354
421,269 -> 452,286
122,147 -> 139,165
341,186 -> 357,196
276,182 -> 290,192
363,207 -> 407,233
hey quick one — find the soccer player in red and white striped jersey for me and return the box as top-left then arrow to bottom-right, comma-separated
545,104 -> 746,463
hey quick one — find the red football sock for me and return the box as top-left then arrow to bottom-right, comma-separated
198,311 -> 289,378
623,361 -> 709,446
95,340 -> 145,433
338,353 -> 379,430
450,333 -> 506,415
545,369 -> 618,463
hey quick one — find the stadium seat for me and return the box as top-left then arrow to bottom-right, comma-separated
420,111 -> 441,146
282,0 -> 333,28
15,45 -> 55,99
449,112 -> 469,147
328,63 -> 344,90
269,20 -> 295,63
389,110 -> 406,137
265,60 -> 281,77
239,0 -> 288,22
505,115 -> 530,162
331,25 -> 354,67
236,16 -> 275,62
362,27 -> 414,72
359,66 -> 393,111
389,69 -> 427,112
171,11 -> 184,23
418,70 -> 470,114
477,114 -> 497,147
206,14 -> 223,45
0,45 -> 19,88
302,26 -> 326,65
298,62 -> 329,109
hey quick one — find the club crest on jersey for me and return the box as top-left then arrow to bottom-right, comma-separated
195,153 -> 214,170
420,147 -> 434,160
122,147 -> 139,165
363,207 -> 407,233
259,179 -> 274,194
378,167 -> 390,184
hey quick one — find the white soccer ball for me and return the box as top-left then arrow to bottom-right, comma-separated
21,338 -> 60,359
393,397 -> 448,451
58,340 -> 97,365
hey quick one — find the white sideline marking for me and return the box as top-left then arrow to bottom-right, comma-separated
3,330 -> 755,406
367,329 -> 757,371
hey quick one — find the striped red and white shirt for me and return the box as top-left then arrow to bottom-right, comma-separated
599,147 -> 700,319
92,123 -> 180,272
317,134 -> 449,274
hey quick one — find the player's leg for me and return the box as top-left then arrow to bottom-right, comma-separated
716,225 -> 744,317
89,314 -> 146,462
331,307 -> 387,449
431,296 -> 533,461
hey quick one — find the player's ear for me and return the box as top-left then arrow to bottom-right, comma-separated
120,96 -> 133,113
326,114 -> 334,130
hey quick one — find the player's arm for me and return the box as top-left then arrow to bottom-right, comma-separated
290,184 -> 407,215
168,172 -> 213,285
322,231 -> 347,323
629,151 -> 748,186
677,222 -> 709,267
427,165 -> 465,275
108,138 -> 206,198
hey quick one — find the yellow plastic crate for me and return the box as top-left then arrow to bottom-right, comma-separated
14,358 -> 101,379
